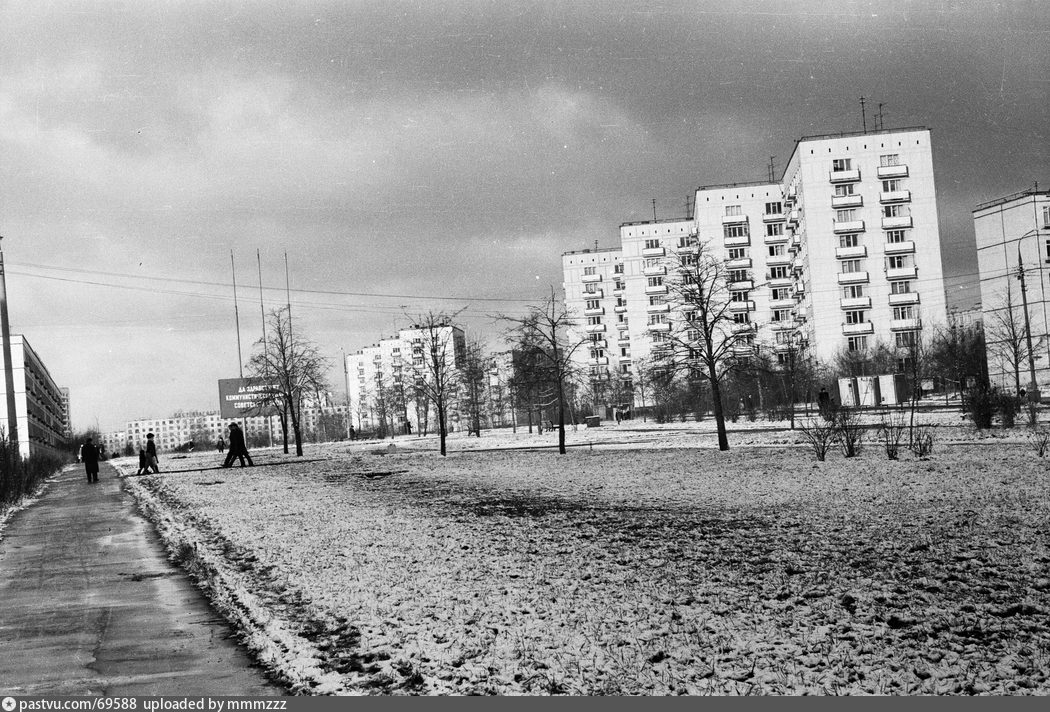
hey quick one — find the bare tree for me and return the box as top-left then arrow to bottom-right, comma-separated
500,293 -> 587,454
406,311 -> 465,455
246,307 -> 330,456
459,337 -> 490,437
655,241 -> 755,451
986,283 -> 1043,395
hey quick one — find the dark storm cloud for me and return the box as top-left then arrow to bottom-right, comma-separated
1,0 -> 1047,427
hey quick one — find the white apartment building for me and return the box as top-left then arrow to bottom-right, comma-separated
0,335 -> 68,459
562,126 -> 950,410
561,246 -> 627,397
346,324 -> 466,432
974,187 -> 1050,394
783,127 -> 947,363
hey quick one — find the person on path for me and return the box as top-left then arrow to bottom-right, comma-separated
222,423 -> 254,468
81,437 -> 99,483
145,432 -> 160,473
818,387 -> 831,419
217,437 -> 225,453
135,448 -> 149,475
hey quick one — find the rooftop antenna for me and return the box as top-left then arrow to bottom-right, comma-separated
652,198 -> 657,222
594,240 -> 599,251
767,156 -> 776,183
860,96 -> 867,133
686,194 -> 693,219
230,251 -> 244,379
875,102 -> 886,131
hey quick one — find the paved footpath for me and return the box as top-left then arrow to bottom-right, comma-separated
0,463 -> 283,696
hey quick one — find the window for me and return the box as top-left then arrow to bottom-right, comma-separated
1043,206 -> 1050,227
616,296 -> 626,307
620,363 -> 631,374
585,299 -> 600,310
686,329 -> 701,342
589,348 -> 605,359
770,287 -> 791,301
769,266 -> 789,280
733,312 -> 751,324
845,310 -> 866,325
683,310 -> 697,323
834,184 -> 855,196
880,154 -> 901,167
895,331 -> 918,348
882,179 -> 903,192
585,283 -> 597,294
724,223 -> 749,238
772,309 -> 791,322
587,316 -> 603,325
884,204 -> 908,218
614,280 -> 624,291
644,239 -> 661,250
832,158 -> 852,172
583,266 -> 596,276
730,290 -> 750,302
643,257 -> 662,269
885,230 -> 907,243
887,255 -> 910,269
590,333 -> 603,342
843,285 -> 865,299
839,234 -> 859,248
728,269 -> 749,283
648,295 -> 665,306
893,306 -> 915,320
678,234 -> 698,248
620,347 -> 630,357
652,332 -> 668,343
775,331 -> 793,344
726,205 -> 743,216
768,244 -> 786,256
766,222 -> 784,236
613,263 -> 624,274
847,336 -> 868,352
728,247 -> 747,260
840,259 -> 862,273
836,209 -> 857,222
765,201 -> 783,214
647,276 -> 664,287
891,280 -> 912,294
618,313 -> 627,323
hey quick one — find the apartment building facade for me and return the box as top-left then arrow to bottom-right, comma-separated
346,323 -> 466,433
0,335 -> 68,459
562,126 -> 950,410
974,187 -> 1050,394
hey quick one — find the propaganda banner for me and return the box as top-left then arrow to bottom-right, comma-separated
217,378 -> 281,419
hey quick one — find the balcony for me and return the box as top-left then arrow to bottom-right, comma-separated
646,303 -> 670,313
835,245 -> 867,259
723,235 -> 750,247
882,215 -> 913,229
643,265 -> 666,276
764,232 -> 789,245
644,284 -> 668,295
611,286 -> 624,296
837,271 -> 869,284
766,275 -> 794,288
888,292 -> 920,306
842,321 -> 875,336
831,194 -> 863,208
729,300 -> 755,312
829,168 -> 862,183
788,209 -> 800,224
584,307 -> 605,317
890,318 -> 922,331
880,190 -> 911,203
591,357 -> 610,366
729,279 -> 754,291
731,322 -> 756,333
877,164 -> 909,179
840,296 -> 872,310
581,273 -> 602,283
617,336 -> 632,346
613,305 -> 628,313
647,322 -> 671,332
721,214 -> 749,224
884,240 -> 915,255
833,219 -> 865,234
771,320 -> 796,331
766,254 -> 792,267
733,344 -> 757,356
586,324 -> 606,333
769,297 -> 795,310
725,257 -> 752,270
887,266 -> 918,280
616,322 -> 630,331
589,339 -> 607,348
641,246 -> 666,257
583,289 -> 603,299
763,211 -> 785,222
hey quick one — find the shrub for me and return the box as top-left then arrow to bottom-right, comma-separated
965,384 -> 996,429
0,435 -> 66,508
1030,430 -> 1050,457
911,425 -> 935,458
879,413 -> 907,460
998,393 -> 1021,428
836,408 -> 865,458
799,418 -> 837,461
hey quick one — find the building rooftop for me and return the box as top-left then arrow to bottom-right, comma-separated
697,179 -> 778,192
562,246 -> 622,256
973,187 -> 1049,213
618,217 -> 691,228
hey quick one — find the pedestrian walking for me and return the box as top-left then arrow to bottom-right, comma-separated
217,437 -> 226,453
81,437 -> 99,483
222,423 -> 254,468
135,448 -> 149,475
145,432 -> 160,473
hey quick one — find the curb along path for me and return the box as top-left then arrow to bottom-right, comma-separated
0,462 -> 283,696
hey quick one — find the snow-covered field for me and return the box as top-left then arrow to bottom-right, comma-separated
116,418 -> 1050,695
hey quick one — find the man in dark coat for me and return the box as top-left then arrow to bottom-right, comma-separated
81,437 -> 99,483
222,423 -> 254,468
145,432 -> 160,473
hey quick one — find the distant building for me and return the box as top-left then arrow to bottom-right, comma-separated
59,387 -> 71,437
974,187 -> 1050,394
0,335 -> 68,459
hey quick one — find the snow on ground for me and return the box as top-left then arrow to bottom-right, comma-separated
117,418 -> 1050,695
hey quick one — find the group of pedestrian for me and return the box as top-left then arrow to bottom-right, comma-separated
82,422 -> 255,485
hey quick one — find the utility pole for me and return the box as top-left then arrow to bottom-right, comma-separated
652,198 -> 657,222
342,348 -> 351,440
1017,246 -> 1040,414
0,236 -> 19,448
860,96 -> 867,133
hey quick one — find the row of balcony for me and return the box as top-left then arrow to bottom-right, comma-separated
829,164 -> 910,183
842,318 -> 922,336
840,292 -> 921,310
832,216 -> 914,233
836,266 -> 918,285
831,190 -> 911,209
834,241 -> 916,259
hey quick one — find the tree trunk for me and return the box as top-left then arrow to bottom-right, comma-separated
437,402 -> 447,456
708,365 -> 730,451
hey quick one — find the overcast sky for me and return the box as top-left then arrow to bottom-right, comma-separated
1,0 -> 1047,431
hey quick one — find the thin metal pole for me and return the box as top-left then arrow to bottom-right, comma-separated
0,237 -> 20,447
257,250 -> 273,447
284,251 -> 292,336
231,251 -> 244,379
